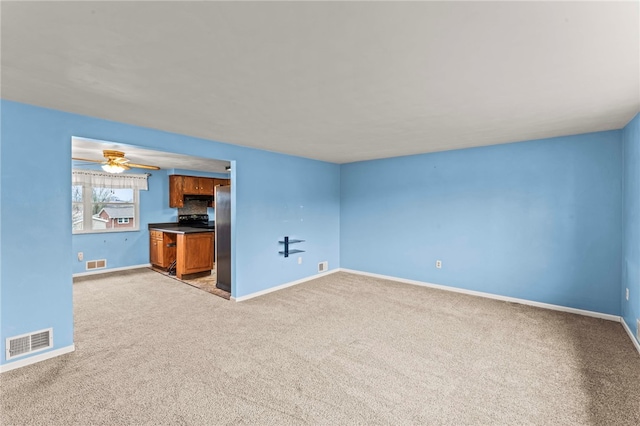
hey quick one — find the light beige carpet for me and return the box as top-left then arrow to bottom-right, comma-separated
1,270 -> 639,425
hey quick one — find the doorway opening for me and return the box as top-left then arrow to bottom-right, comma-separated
71,136 -> 234,299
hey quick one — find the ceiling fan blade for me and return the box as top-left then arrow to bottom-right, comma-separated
72,157 -> 104,163
126,163 -> 160,170
74,150 -> 158,171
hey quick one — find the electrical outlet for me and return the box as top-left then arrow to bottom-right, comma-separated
298,256 -> 303,265
436,260 -> 442,269
77,252 -> 83,261
626,288 -> 629,301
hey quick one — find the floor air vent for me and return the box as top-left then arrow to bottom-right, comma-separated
86,259 -> 107,270
6,328 -> 53,360
318,261 -> 328,273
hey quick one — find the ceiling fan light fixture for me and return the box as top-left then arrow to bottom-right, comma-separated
73,149 -> 159,172
102,163 -> 126,173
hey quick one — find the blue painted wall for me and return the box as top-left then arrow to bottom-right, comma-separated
622,113 -> 640,344
0,100 -> 340,367
1,102 -> 75,366
341,131 -> 623,315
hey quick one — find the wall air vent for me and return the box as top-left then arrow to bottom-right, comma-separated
86,259 -> 107,270
6,328 -> 53,360
318,261 -> 328,273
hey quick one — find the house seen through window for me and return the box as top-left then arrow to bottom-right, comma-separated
72,169 -> 147,234
72,186 -> 137,232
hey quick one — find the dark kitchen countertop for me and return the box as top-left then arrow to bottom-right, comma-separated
148,222 -> 214,235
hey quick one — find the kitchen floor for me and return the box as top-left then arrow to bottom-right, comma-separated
150,266 -> 230,300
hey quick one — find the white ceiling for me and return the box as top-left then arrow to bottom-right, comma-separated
2,2 -> 639,163
72,137 -> 231,174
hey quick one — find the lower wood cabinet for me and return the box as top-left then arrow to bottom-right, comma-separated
176,232 -> 214,279
150,230 -> 177,269
150,230 -> 214,278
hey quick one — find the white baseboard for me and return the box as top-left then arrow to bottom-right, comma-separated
1,345 -> 75,373
621,318 -> 640,355
339,268 -> 621,322
232,269 -> 340,302
73,263 -> 151,278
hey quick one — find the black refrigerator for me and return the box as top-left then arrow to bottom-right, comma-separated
215,185 -> 231,292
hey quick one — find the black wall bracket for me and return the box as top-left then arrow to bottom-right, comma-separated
278,236 -> 305,258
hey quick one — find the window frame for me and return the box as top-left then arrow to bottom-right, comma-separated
72,183 -> 140,234
72,185 -> 84,232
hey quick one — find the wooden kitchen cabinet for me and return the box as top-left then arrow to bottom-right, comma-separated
169,175 -> 220,208
183,176 -> 214,195
150,232 -> 161,266
169,175 -> 185,208
150,230 -> 177,269
176,232 -> 214,278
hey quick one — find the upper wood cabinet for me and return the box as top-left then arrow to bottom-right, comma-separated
169,175 -> 230,208
183,177 -> 214,195
169,175 -> 185,207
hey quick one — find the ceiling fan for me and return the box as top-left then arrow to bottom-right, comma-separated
72,150 -> 160,173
